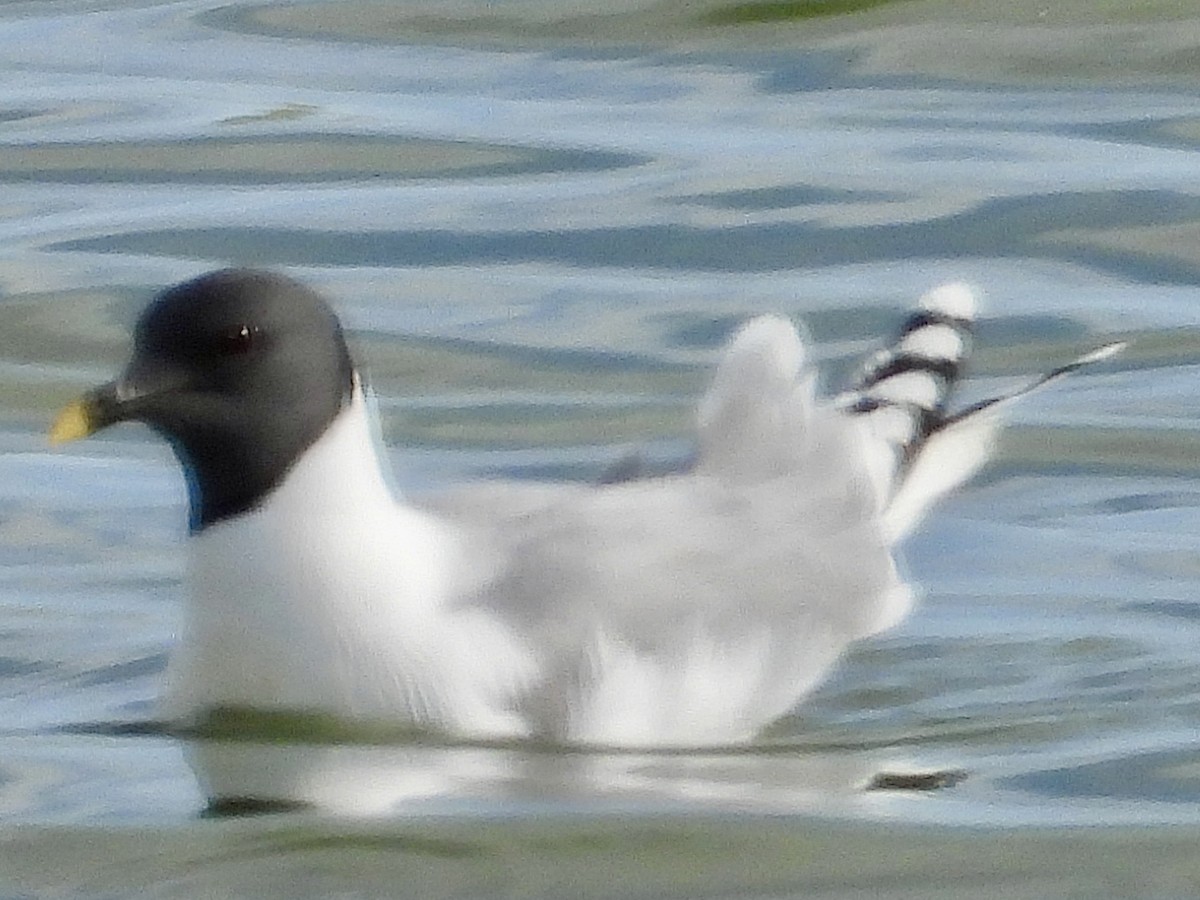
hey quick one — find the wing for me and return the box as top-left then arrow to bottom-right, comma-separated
836,283 -> 1124,540
418,292 -> 1121,744
420,317 -> 909,742
833,283 -> 991,541
426,312 -> 906,645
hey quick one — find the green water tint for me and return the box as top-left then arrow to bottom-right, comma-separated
208,0 -> 1200,86
0,136 -> 640,185
182,707 -> 444,747
4,0 -> 1200,862
702,0 -> 912,26
7,816 -> 1200,898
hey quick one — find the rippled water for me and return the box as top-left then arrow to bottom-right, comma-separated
4,1 -> 1200,896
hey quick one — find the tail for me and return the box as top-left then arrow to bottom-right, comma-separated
839,283 -> 1123,540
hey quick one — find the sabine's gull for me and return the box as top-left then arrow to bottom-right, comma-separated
51,270 -> 1122,748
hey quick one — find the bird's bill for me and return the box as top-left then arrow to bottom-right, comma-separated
49,382 -> 125,445
49,398 -> 93,444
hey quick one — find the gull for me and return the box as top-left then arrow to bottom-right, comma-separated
51,270 -> 1121,748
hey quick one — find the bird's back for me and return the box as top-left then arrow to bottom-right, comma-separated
429,316 -> 910,746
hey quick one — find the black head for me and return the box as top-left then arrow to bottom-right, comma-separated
53,269 -> 356,531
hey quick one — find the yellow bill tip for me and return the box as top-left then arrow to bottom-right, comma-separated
49,399 -> 94,445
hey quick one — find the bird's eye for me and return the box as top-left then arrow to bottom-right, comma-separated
219,324 -> 263,357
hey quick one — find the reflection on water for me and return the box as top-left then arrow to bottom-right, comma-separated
185,737 -> 893,818
3,0 -> 1200,894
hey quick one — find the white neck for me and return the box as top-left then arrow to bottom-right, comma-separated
159,383 -> 489,727
259,379 -> 401,518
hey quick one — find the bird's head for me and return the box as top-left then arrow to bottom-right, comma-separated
51,268 -> 356,530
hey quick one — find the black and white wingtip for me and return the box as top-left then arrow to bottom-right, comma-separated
942,339 -> 1128,426
840,282 -> 1126,540
839,282 -> 977,471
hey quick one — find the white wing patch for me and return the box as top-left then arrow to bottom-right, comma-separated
899,323 -> 965,360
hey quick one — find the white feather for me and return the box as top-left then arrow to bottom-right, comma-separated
882,409 -> 1000,542
864,369 -> 944,410
919,281 -> 977,319
162,388 -> 536,740
899,323 -> 965,360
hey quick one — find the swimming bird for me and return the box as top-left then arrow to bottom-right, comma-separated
50,270 -> 1120,748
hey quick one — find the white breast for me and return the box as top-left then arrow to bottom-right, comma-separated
158,388 -> 534,739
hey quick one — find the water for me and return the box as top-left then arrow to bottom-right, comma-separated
3,0 -> 1200,895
